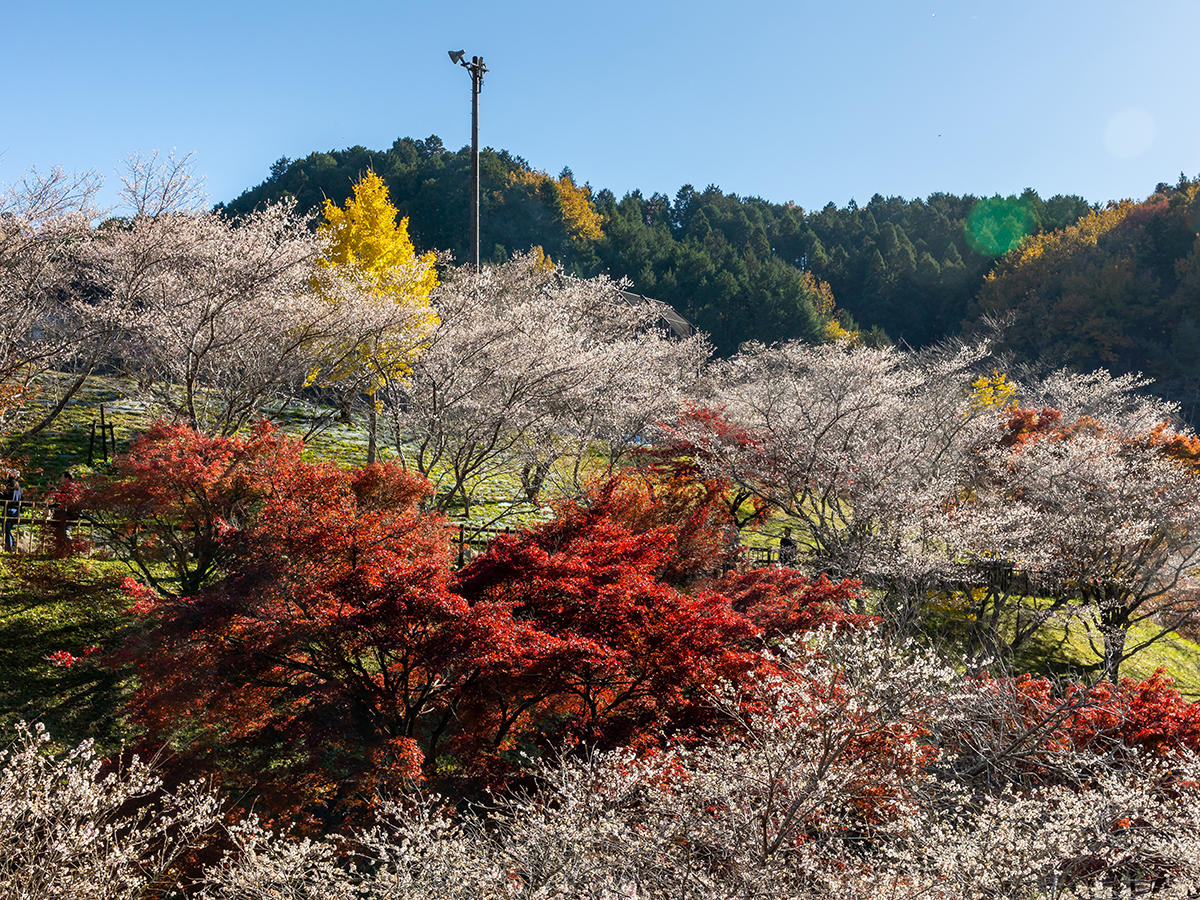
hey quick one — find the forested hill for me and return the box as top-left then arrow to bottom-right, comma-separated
977,177 -> 1200,420
226,135 -> 1113,357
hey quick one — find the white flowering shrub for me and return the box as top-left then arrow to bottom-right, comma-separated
0,722 -> 221,900
897,763 -> 1200,899
198,818 -> 357,900
9,626 -> 1200,900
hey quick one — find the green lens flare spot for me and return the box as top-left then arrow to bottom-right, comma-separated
1187,202 -> 1200,236
964,196 -> 1037,257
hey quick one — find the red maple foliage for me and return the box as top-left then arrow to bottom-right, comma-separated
568,465 -> 745,583
707,567 -> 873,638
102,425 -> 457,826
653,406 -> 772,531
451,475 -> 764,761
108,422 -> 1200,839
83,420 -> 300,597
1010,669 -> 1200,757
97,424 -> 879,828
956,667 -> 1200,789
95,430 -> 754,824
998,406 -> 1064,448
1135,422 -> 1200,472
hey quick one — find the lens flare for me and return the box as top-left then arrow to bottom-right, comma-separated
1104,108 -> 1156,159
964,196 -> 1037,257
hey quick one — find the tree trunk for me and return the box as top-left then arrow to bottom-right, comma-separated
1099,593 -> 1130,684
367,394 -> 377,465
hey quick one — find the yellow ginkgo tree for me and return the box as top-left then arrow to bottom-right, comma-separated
968,370 -> 1016,410
316,171 -> 439,461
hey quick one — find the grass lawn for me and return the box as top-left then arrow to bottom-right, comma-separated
9,373 -> 562,527
927,591 -> 1200,700
0,557 -> 136,754
1011,606 -> 1200,700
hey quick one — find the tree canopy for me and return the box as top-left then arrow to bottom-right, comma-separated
977,177 -> 1200,420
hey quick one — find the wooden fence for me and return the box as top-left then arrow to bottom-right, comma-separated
1,500 -> 95,556
448,525 -> 783,568
0,510 -> 521,565
450,524 -> 515,567
1,505 -> 787,571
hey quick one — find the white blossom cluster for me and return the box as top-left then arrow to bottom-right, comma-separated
0,153 -> 437,442
381,252 -> 710,517
684,339 -> 1004,584
1,158 -> 709,504
682,338 -> 1200,679
0,165 -> 105,437
7,628 -> 1200,899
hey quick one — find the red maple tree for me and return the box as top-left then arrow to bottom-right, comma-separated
93,424 -> 878,827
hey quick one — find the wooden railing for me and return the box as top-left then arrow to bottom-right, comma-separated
448,525 -> 784,569
449,524 -> 516,568
1,505 -> 790,571
1,500 -> 94,556
744,546 -> 778,565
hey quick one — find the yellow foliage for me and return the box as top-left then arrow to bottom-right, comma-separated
317,171 -> 439,386
926,588 -> 981,621
984,201 -> 1133,279
823,319 -> 854,343
556,173 -> 605,243
812,274 -> 836,318
504,170 -> 540,186
530,246 -> 557,271
969,370 -> 1016,410
502,169 -> 605,244
319,171 -> 439,303
810,273 -> 859,344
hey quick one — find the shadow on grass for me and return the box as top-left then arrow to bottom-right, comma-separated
926,596 -> 1200,698
1009,621 -> 1104,684
0,556 -> 137,754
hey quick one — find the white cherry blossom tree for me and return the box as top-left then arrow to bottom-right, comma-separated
0,165 -> 107,445
381,253 -> 709,519
94,154 -> 427,436
679,338 -> 1003,630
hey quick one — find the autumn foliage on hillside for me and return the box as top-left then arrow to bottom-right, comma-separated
11,151 -> 1200,898
979,180 -> 1200,409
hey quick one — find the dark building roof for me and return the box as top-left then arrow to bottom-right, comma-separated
619,291 -> 695,340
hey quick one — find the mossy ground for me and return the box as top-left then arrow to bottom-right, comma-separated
5,374 -> 153,491
0,557 -> 136,755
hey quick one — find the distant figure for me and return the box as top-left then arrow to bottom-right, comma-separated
50,471 -> 80,557
779,526 -> 797,567
3,474 -> 22,553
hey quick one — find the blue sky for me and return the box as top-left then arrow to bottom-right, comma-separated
3,0 -> 1198,215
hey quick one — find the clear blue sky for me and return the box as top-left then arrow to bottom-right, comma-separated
3,0 -> 1198,215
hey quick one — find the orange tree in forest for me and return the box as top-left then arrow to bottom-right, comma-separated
94,424 -> 867,828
